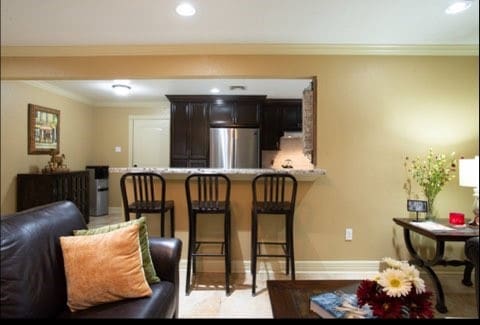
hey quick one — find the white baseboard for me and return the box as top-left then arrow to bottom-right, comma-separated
178,259 -> 465,279
179,259 -> 381,279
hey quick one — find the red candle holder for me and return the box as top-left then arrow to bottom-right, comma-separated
449,212 -> 465,225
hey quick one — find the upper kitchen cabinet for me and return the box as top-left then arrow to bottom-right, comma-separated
262,99 -> 302,150
167,96 -> 209,168
280,99 -> 302,131
209,95 -> 265,127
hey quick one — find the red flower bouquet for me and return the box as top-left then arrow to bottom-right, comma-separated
356,258 -> 434,319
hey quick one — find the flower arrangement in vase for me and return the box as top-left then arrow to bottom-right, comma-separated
404,149 -> 457,219
356,258 -> 433,319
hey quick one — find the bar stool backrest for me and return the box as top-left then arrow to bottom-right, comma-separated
185,173 -> 231,212
252,173 -> 297,212
120,172 -> 167,213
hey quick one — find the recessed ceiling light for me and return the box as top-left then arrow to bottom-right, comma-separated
445,0 -> 472,14
176,3 -> 196,16
112,84 -> 131,96
210,87 -> 220,94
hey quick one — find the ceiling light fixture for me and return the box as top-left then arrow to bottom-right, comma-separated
445,0 -> 473,14
112,84 -> 131,96
229,85 -> 246,91
176,3 -> 196,16
210,87 -> 220,94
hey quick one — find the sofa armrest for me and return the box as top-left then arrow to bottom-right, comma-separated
149,237 -> 182,284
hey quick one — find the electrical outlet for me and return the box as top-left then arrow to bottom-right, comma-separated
345,228 -> 353,241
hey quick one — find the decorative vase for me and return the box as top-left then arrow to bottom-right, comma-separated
426,195 -> 437,220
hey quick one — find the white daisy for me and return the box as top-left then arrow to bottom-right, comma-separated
378,269 -> 412,298
400,264 -> 426,294
382,257 -> 404,269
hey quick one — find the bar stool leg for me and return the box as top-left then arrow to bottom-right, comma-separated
186,211 -> 194,295
285,213 -> 290,275
225,210 -> 231,295
251,210 -> 258,296
161,211 -> 165,237
192,212 -> 197,275
170,207 -> 175,238
288,212 -> 296,280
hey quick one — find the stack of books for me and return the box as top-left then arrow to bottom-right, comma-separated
310,291 -> 373,319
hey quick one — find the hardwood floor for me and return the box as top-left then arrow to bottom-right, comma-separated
88,214 -> 478,319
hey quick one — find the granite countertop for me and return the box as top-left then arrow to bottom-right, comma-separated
109,167 -> 326,181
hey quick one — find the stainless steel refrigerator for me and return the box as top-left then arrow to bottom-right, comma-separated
210,127 -> 260,168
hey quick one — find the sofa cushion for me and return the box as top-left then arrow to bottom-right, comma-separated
60,224 -> 152,312
58,281 -> 176,319
73,217 -> 160,284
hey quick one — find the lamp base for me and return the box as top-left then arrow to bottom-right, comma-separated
468,194 -> 479,227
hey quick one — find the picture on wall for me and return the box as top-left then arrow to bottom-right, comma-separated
28,104 -> 60,154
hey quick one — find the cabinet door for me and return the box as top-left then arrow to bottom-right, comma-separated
235,102 -> 260,126
261,103 -> 282,150
210,101 -> 234,125
170,102 -> 189,164
281,101 -> 302,131
189,102 -> 209,161
188,160 -> 208,168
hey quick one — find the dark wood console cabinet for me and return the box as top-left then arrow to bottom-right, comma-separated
17,171 -> 90,223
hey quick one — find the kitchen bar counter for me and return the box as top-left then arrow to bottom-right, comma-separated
109,167 -> 326,181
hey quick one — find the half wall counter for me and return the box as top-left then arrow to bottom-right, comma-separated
109,167 -> 326,181
108,167 -> 326,272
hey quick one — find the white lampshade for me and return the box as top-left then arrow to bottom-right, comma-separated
459,156 -> 479,188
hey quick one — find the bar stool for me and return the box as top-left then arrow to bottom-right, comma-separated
120,172 -> 175,237
185,173 -> 231,295
251,173 -> 297,295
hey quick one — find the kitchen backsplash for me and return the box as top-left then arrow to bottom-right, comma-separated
262,136 -> 314,170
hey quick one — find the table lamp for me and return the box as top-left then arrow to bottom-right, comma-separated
459,155 -> 479,226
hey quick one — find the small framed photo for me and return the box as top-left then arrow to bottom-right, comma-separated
407,199 -> 428,213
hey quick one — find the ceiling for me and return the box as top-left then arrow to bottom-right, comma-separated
2,0 -> 477,104
1,0 -> 478,46
31,79 -> 312,105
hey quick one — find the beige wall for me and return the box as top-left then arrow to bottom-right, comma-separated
0,81 -> 95,214
1,54 -> 478,263
89,103 -> 170,207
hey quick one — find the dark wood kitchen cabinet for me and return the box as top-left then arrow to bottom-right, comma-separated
262,99 -> 302,150
209,95 -> 265,127
167,96 -> 209,168
16,171 -> 89,223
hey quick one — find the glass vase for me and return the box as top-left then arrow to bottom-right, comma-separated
426,196 -> 437,220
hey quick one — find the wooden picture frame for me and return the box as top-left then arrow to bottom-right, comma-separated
28,104 -> 60,154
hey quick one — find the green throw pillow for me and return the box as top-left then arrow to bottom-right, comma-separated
73,217 -> 160,284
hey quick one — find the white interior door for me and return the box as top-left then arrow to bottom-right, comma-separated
132,119 -> 170,167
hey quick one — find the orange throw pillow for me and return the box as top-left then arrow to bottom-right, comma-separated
60,224 -> 152,312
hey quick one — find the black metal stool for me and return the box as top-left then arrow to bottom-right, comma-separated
120,172 -> 175,237
185,173 -> 232,295
251,173 -> 297,295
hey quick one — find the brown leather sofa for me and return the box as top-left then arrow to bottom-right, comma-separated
465,236 -> 479,318
1,201 -> 182,318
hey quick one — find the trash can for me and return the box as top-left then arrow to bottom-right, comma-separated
86,166 -> 109,216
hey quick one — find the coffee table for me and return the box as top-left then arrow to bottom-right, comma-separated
267,280 -> 359,318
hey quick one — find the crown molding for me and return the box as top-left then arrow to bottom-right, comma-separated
22,80 -> 92,105
2,44 -> 478,57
